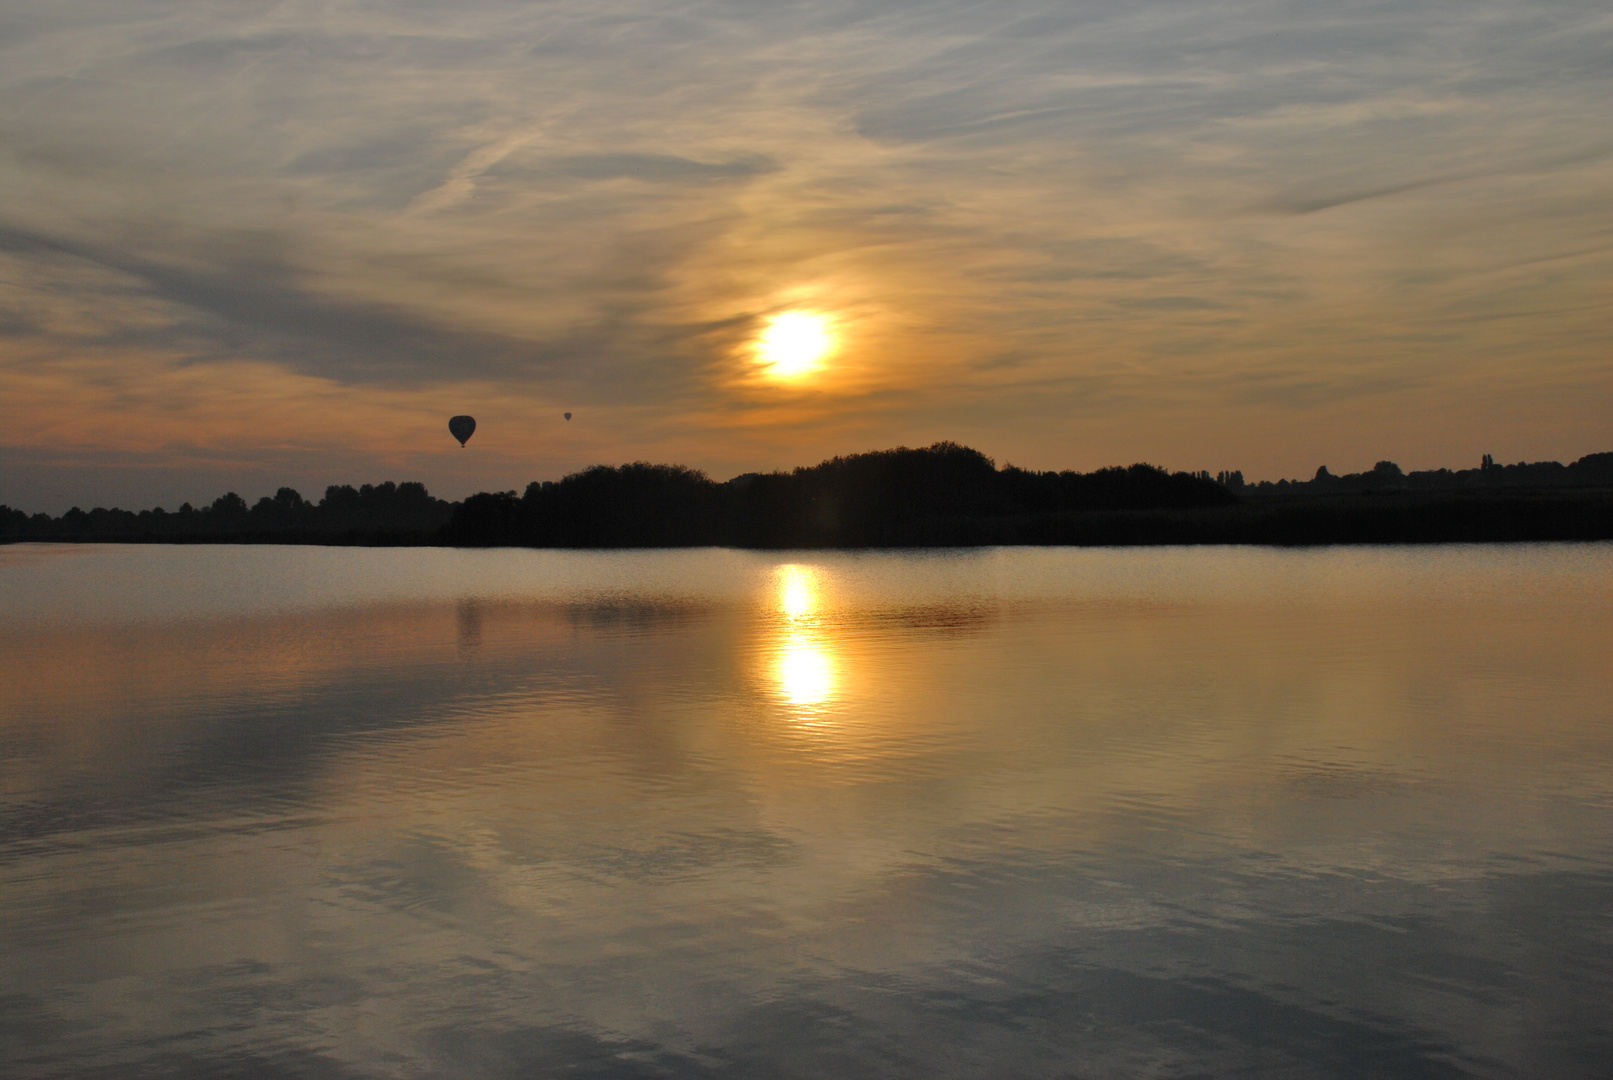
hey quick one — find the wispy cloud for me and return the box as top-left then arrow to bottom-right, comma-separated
1,0 -> 1610,508
408,132 -> 538,215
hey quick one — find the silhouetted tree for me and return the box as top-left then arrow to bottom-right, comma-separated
8,444 -> 1612,548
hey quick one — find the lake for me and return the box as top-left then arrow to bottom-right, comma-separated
3,543 -> 1611,1078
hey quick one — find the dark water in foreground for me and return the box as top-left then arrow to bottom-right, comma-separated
2,544 -> 1611,1079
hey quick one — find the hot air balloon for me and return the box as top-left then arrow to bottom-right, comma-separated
449,415 -> 476,447
564,412 -> 572,421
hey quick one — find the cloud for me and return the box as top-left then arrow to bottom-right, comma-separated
409,132 -> 538,214
0,0 -> 1609,504
543,153 -> 780,183
0,222 -> 553,384
1109,296 -> 1230,312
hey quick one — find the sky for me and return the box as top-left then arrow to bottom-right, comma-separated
1,0 -> 1609,513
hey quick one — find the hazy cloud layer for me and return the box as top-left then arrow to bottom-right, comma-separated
1,0 -> 1609,507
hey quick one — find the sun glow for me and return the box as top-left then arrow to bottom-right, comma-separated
757,312 -> 836,380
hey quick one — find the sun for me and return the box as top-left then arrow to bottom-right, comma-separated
757,311 -> 836,380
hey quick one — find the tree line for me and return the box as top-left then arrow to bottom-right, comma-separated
1236,451 -> 1613,495
0,481 -> 452,544
444,443 -> 1233,547
4,442 -> 1611,547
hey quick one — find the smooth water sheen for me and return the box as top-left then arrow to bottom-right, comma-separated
3,543 -> 1611,1078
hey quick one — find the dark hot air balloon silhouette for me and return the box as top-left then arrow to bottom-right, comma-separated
564,412 -> 572,421
448,415 -> 476,447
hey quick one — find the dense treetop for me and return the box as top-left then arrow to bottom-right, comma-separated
4,443 -> 1611,548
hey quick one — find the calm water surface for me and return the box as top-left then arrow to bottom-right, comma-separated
2,543 -> 1611,1078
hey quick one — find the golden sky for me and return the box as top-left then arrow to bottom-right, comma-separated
1,0 -> 1609,511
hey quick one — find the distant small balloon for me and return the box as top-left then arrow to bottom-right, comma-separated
448,415 -> 476,447
564,412 -> 572,421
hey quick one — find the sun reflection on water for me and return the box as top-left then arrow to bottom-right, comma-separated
778,641 -> 834,707
779,570 -> 816,621
772,565 -> 837,710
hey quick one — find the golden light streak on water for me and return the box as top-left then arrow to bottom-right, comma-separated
777,637 -> 835,707
771,564 -> 837,709
777,564 -> 818,620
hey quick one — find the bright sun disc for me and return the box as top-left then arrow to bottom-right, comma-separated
758,312 -> 835,379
